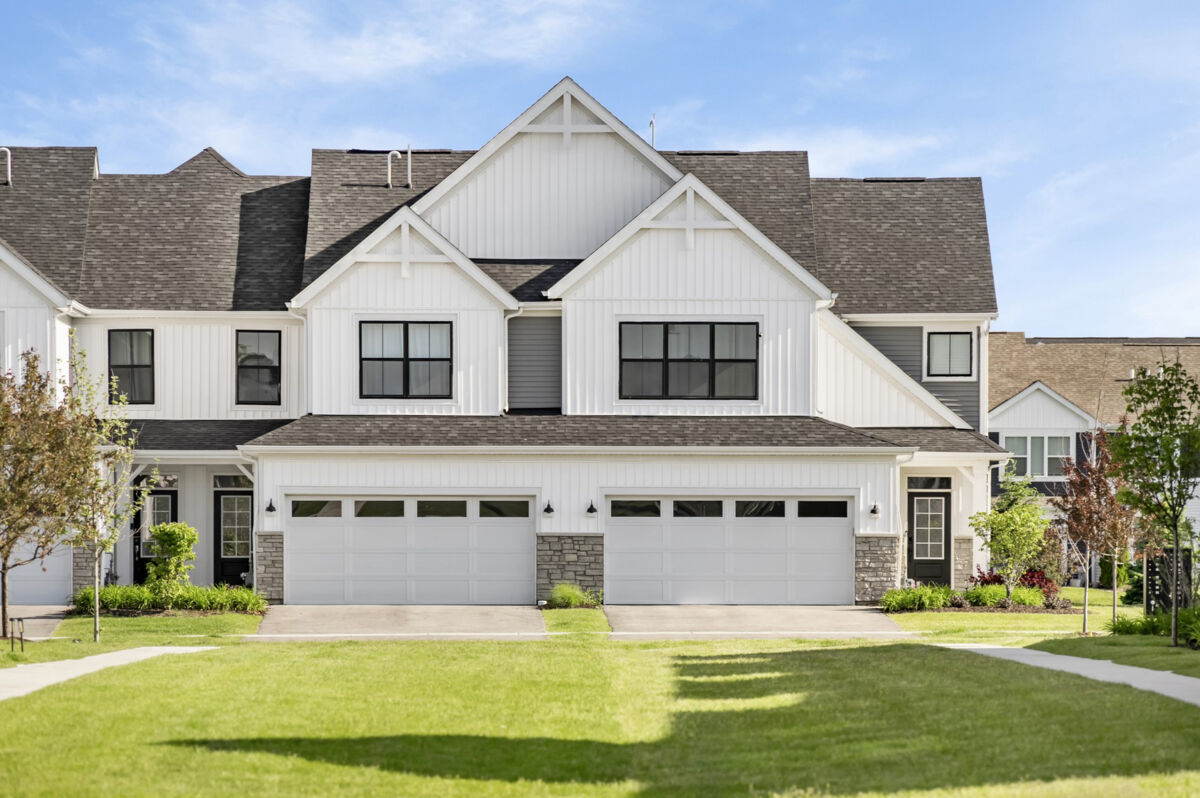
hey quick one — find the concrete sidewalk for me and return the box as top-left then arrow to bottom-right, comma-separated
0,647 -> 216,702
943,644 -> 1200,708
254,605 -> 548,640
6,605 -> 70,640
605,605 -> 910,640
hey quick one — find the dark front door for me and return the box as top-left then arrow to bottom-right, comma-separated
214,491 -> 253,586
907,492 -> 951,584
133,490 -> 178,583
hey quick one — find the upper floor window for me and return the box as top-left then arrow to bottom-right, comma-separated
108,329 -> 154,404
1005,434 -> 1071,478
926,331 -> 973,378
360,321 -> 452,399
236,330 -> 281,405
619,321 -> 758,400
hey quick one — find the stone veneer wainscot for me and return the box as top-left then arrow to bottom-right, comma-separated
855,536 -> 900,603
536,534 -> 604,602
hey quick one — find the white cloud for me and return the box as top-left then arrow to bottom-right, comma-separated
730,126 -> 940,175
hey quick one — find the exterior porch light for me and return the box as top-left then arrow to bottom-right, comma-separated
266,499 -> 277,514
869,503 -> 880,518
586,501 -> 598,518
543,501 -> 554,517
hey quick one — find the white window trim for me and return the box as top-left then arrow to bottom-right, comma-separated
350,311 -> 460,408
912,495 -> 946,560
921,325 -> 977,382
1000,432 -> 1074,481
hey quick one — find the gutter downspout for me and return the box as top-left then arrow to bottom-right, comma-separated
501,306 -> 526,414
895,450 -> 917,585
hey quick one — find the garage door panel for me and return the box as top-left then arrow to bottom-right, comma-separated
608,552 -> 664,575
606,580 -> 666,603
731,527 -> 788,548
350,580 -> 411,603
475,552 -> 534,576
476,526 -> 533,550
475,581 -> 537,604
793,581 -> 853,604
731,580 -> 789,604
349,552 -> 408,575
288,579 -> 346,603
9,546 -> 72,604
412,551 -> 471,574
289,553 -> 344,577
412,580 -> 471,604
731,552 -> 789,576
606,526 -> 665,549
670,580 -> 726,604
289,526 -> 346,552
669,551 -> 726,576
411,527 -> 471,548
667,526 -> 726,548
790,551 -> 852,575
350,527 -> 407,548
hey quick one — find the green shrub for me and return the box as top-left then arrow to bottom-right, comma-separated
73,584 -> 267,614
546,583 -> 602,609
1108,608 -> 1200,636
1011,586 -> 1044,606
878,584 -> 953,612
144,521 -> 199,596
964,584 -> 1008,607
1183,615 -> 1200,650
1099,554 -> 1130,589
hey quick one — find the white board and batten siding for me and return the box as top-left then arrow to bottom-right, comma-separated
72,318 -> 304,419
508,315 -> 562,410
561,226 -> 815,415
990,387 -> 1092,431
0,264 -> 58,378
423,130 -> 672,259
305,245 -> 505,415
814,317 -> 950,428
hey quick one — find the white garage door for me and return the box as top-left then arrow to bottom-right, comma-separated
284,496 -> 534,604
8,544 -> 72,605
606,497 -> 855,604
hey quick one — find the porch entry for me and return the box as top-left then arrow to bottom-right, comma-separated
906,476 -> 951,584
214,491 -> 253,585
133,487 -> 178,583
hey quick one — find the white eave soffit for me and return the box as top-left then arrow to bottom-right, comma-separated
411,77 -> 683,215
287,206 -> 517,310
545,173 -> 834,301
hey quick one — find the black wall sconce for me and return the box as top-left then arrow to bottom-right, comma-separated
586,501 -> 598,518
869,503 -> 880,518
266,499 -> 277,514
543,501 -> 554,517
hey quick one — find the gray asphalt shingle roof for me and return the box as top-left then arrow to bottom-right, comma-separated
861,427 -> 1008,454
244,414 -> 910,449
131,419 -> 293,450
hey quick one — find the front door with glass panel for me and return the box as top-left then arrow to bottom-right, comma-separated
133,490 -> 177,583
907,492 -> 950,584
214,491 -> 253,585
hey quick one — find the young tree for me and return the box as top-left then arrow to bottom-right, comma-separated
60,348 -> 152,643
1048,430 -> 1141,632
1109,361 -> 1200,647
0,352 -> 92,636
971,471 -> 1050,599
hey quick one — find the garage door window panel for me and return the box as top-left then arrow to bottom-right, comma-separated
611,499 -> 662,518
797,500 -> 849,518
673,500 -> 723,518
292,500 -> 342,518
736,500 -> 785,518
417,499 -> 468,518
480,500 -> 530,518
355,500 -> 405,517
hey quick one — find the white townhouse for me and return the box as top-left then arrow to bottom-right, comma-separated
0,78 -> 1005,607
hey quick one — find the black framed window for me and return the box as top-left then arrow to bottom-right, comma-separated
360,321 -> 452,399
611,499 -> 661,517
480,500 -> 530,518
620,322 -> 758,400
736,500 -> 785,518
236,330 -> 281,405
673,500 -> 723,518
926,332 -> 973,377
796,500 -> 849,518
108,329 -> 154,404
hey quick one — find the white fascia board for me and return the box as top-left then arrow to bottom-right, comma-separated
134,451 -> 254,464
412,77 -> 682,216
0,239 -> 71,307
840,312 -> 998,325
240,444 -> 916,457
546,173 -> 833,300
81,309 -> 296,319
903,451 -> 1009,466
988,380 -> 1099,428
821,310 -> 973,430
289,206 -> 517,310
516,302 -> 563,316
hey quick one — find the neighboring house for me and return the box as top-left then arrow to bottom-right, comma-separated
0,78 -> 1005,607
988,333 -> 1200,573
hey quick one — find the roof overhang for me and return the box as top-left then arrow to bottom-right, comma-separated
134,450 -> 254,464
0,237 -> 72,307
240,444 -> 917,457
840,312 -> 998,325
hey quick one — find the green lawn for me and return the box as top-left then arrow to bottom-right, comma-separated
1059,585 -> 1135,608
891,610 -> 1095,644
1031,635 -> 1200,679
543,608 -> 610,636
1,613 -> 261,669
2,635 -> 1200,796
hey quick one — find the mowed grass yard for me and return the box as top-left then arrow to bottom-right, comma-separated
2,613 -> 1200,796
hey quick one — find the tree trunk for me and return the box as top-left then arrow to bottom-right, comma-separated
1112,547 -> 1119,627
92,546 -> 101,644
1,563 -> 8,640
1082,579 -> 1089,635
1172,518 -> 1181,647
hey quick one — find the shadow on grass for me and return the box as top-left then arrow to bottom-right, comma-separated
168,643 -> 1200,795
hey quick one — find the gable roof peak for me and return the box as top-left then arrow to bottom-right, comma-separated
169,148 -> 247,178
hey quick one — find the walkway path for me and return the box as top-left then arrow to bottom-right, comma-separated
944,644 -> 1200,708
0,647 -> 215,702
6,605 -> 70,639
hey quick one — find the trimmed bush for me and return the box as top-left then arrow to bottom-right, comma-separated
1109,608 -> 1200,637
964,584 -> 1007,607
545,582 -> 602,609
144,521 -> 199,598
973,566 -> 1059,597
1010,586 -> 1044,606
879,584 -> 953,613
1099,554 -> 1130,589
73,584 -> 267,614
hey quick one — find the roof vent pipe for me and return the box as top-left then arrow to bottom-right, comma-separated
407,144 -> 412,188
387,150 -> 402,189
0,147 -> 10,186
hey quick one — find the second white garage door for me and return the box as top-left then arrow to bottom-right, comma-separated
605,497 -> 855,604
285,497 -> 535,604
7,544 -> 72,605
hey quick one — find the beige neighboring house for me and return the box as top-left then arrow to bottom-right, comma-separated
988,333 -> 1200,580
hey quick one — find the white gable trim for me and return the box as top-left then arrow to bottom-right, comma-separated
288,206 -> 517,310
546,173 -> 833,300
820,311 -> 972,429
989,381 -> 1098,428
0,238 -> 71,307
411,77 -> 682,215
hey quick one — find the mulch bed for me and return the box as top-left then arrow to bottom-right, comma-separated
923,606 -> 1081,615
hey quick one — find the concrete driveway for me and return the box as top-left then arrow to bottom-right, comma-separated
6,605 -> 70,640
254,605 -> 548,641
604,605 -> 909,640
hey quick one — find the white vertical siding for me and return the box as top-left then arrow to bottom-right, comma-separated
254,453 -> 901,538
814,317 -> 949,427
423,132 -> 671,259
562,228 -> 814,415
306,259 -> 505,415
72,317 -> 304,419
990,389 -> 1091,430
0,264 -> 54,377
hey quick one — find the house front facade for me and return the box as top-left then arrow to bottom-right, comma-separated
0,79 -> 1004,607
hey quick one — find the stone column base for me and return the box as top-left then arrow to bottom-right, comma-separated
255,532 -> 284,603
71,545 -> 95,595
855,536 -> 900,604
536,535 -> 604,602
953,538 -> 974,589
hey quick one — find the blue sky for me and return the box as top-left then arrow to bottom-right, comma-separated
3,1 -> 1198,336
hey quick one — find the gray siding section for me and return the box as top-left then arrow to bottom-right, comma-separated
850,325 -> 981,430
508,316 -> 562,409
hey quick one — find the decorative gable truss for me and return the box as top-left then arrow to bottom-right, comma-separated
288,207 -> 517,311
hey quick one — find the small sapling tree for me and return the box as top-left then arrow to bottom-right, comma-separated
971,470 -> 1050,599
